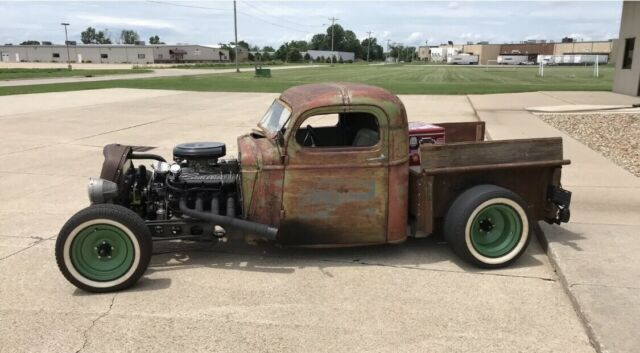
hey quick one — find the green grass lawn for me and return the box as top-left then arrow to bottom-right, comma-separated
0,64 -> 613,96
0,68 -> 152,80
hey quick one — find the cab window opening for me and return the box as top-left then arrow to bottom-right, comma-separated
295,112 -> 380,148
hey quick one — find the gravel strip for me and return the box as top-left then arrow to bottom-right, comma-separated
538,112 -> 640,177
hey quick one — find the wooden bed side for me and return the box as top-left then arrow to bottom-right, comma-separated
420,137 -> 568,173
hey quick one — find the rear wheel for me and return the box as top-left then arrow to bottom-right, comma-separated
55,204 -> 152,292
444,185 -> 530,268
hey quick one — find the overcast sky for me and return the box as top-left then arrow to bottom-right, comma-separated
0,1 -> 623,48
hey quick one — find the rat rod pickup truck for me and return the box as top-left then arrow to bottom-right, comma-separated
55,83 -> 571,292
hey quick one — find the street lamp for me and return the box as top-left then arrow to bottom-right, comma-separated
60,22 -> 71,69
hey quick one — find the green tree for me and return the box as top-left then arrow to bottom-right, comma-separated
286,48 -> 302,62
81,27 -> 96,44
326,24 -> 345,51
275,43 -> 288,61
303,53 -> 311,61
275,41 -> 307,62
288,40 -> 308,51
20,40 -> 40,45
342,30 -> 362,58
262,46 -> 275,52
361,37 -> 384,61
82,27 -> 111,44
149,35 -> 162,44
309,34 -> 328,50
120,29 -> 139,44
235,40 -> 250,49
95,30 -> 111,44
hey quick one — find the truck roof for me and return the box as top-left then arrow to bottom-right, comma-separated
279,83 -> 406,128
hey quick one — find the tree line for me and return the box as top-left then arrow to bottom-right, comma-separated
79,27 -> 164,45
18,24 -> 405,62
271,24 -> 385,63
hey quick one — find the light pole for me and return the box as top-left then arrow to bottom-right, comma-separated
233,0 -> 239,73
61,22 -> 71,69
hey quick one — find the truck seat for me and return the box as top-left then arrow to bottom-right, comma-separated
352,128 -> 379,147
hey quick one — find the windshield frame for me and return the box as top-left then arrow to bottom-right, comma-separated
257,99 -> 292,139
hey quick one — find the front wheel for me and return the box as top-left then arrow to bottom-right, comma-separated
444,185 -> 530,268
55,204 -> 152,292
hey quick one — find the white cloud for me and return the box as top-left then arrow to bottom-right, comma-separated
76,14 -> 178,30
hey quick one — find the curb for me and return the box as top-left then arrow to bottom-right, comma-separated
534,223 -> 603,353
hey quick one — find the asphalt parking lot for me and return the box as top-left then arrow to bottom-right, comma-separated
0,89 -> 595,352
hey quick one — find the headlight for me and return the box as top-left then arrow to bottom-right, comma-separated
87,178 -> 119,204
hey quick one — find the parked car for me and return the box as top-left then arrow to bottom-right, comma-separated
55,83 -> 572,292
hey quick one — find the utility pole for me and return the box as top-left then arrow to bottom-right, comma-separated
233,0 -> 239,73
328,17 -> 338,66
60,22 -> 71,70
366,31 -> 372,63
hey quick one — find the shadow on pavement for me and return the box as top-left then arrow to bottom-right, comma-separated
132,233 -> 546,292
535,222 -> 587,252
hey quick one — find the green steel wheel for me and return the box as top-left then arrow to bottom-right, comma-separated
56,204 -> 152,293
469,204 -> 523,258
69,223 -> 135,282
444,185 -> 530,268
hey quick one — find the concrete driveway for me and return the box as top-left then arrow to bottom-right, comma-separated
0,89 -> 593,352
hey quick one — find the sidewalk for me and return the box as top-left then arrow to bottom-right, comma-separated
468,91 -> 640,353
0,65 -> 322,87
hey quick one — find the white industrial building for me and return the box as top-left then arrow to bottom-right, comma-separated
302,50 -> 355,61
0,44 -> 230,64
429,47 -> 463,63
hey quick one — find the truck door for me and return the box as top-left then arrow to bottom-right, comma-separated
279,106 -> 389,246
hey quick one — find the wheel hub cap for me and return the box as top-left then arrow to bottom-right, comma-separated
70,224 -> 134,282
471,204 -> 522,258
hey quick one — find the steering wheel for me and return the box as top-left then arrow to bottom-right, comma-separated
303,124 -> 321,147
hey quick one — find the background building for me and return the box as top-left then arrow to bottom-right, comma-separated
429,45 -> 463,63
553,40 -> 617,64
0,44 -> 229,64
302,50 -> 355,61
152,45 -> 228,63
613,1 -> 640,96
462,44 -> 501,65
499,43 -> 555,62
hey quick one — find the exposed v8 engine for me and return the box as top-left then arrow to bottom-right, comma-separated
89,142 -> 242,239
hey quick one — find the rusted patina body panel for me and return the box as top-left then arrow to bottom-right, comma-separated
239,83 -> 409,246
237,133 -> 284,227
236,82 -> 567,246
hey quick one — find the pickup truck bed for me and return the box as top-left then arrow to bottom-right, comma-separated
409,122 -> 570,237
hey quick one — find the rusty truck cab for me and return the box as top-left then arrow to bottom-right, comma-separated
238,83 -> 409,246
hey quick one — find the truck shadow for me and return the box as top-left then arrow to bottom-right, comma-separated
136,234 -> 548,292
